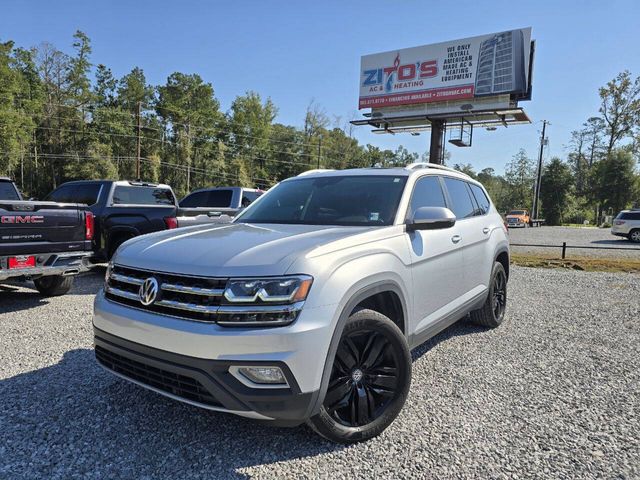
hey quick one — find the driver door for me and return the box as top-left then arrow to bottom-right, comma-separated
405,175 -> 466,336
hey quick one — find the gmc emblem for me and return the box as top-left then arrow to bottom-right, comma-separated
1,215 -> 45,224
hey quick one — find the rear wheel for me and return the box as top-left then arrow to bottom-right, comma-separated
629,229 -> 640,243
34,275 -> 74,296
307,309 -> 411,444
470,261 -> 507,328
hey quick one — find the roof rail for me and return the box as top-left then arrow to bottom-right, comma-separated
297,169 -> 335,177
404,162 -> 469,177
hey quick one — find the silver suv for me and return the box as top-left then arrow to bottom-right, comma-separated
611,210 -> 640,243
93,163 -> 510,443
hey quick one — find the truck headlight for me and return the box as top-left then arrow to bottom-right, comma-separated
223,275 -> 313,304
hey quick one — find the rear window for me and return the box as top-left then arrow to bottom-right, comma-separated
619,212 -> 640,220
0,181 -> 20,200
112,186 -> 175,206
180,189 -> 233,208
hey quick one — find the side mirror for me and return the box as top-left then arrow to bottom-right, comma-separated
406,207 -> 456,232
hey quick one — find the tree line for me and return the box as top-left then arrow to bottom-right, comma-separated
455,70 -> 640,224
0,31 -> 638,223
0,31 -> 424,200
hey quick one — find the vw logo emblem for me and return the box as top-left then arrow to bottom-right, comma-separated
139,277 -> 159,306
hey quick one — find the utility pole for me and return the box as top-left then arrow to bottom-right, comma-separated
532,120 -> 549,223
317,137 -> 322,169
135,101 -> 142,180
429,120 -> 445,165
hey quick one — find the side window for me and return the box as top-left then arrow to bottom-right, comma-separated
205,190 -> 233,208
443,177 -> 476,219
179,191 -> 208,208
469,183 -> 490,215
408,176 -> 446,217
45,185 -> 75,203
73,184 -> 101,205
241,190 -> 260,208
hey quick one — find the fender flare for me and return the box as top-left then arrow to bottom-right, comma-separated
106,226 -> 139,253
306,280 -> 409,418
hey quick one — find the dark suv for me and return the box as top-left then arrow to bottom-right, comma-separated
45,180 -> 178,260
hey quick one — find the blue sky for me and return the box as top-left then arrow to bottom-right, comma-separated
2,0 -> 639,174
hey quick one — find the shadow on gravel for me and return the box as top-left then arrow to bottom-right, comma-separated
411,317 -> 486,362
0,290 -> 49,313
0,349 -> 345,479
0,269 -> 104,315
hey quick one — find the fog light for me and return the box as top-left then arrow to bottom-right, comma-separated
236,366 -> 287,385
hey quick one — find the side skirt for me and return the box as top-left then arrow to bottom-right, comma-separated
407,289 -> 488,350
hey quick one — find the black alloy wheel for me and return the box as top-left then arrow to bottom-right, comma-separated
492,267 -> 507,322
325,329 -> 400,427
307,309 -> 411,444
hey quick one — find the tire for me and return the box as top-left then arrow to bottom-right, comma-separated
470,261 -> 507,328
629,229 -> 640,243
307,309 -> 411,444
33,275 -> 74,296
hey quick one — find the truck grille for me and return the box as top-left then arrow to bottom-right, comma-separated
95,345 -> 222,407
105,264 -> 227,322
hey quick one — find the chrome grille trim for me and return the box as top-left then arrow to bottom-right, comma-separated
110,272 -> 144,286
161,283 -> 224,297
106,285 -> 140,301
155,299 -> 219,314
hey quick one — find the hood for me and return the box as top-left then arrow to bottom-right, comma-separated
114,222 -> 375,277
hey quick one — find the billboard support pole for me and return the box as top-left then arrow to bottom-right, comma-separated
429,119 -> 445,165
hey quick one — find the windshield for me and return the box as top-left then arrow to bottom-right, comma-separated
509,210 -> 526,215
236,175 -> 407,226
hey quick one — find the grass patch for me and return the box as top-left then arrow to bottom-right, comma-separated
511,253 -> 640,273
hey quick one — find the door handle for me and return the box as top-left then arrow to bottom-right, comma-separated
482,227 -> 490,234
451,234 -> 462,244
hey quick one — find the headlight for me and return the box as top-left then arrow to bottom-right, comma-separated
223,275 -> 313,304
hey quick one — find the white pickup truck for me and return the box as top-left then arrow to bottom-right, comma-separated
176,187 -> 262,227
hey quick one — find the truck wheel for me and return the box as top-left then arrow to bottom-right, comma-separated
34,275 -> 74,296
629,229 -> 640,243
307,309 -> 411,444
470,261 -> 507,328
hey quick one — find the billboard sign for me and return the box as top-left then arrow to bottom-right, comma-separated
359,28 -> 532,109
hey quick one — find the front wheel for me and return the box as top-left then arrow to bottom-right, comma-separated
307,309 -> 411,444
629,229 -> 640,243
33,275 -> 74,296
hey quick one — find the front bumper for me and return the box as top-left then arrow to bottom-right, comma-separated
0,251 -> 92,281
93,289 -> 337,423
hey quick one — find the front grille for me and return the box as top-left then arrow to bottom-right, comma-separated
104,264 -> 304,326
105,265 -> 227,321
95,345 -> 222,407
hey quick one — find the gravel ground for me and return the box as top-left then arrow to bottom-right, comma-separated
1,266 -> 639,479
509,226 -> 640,259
